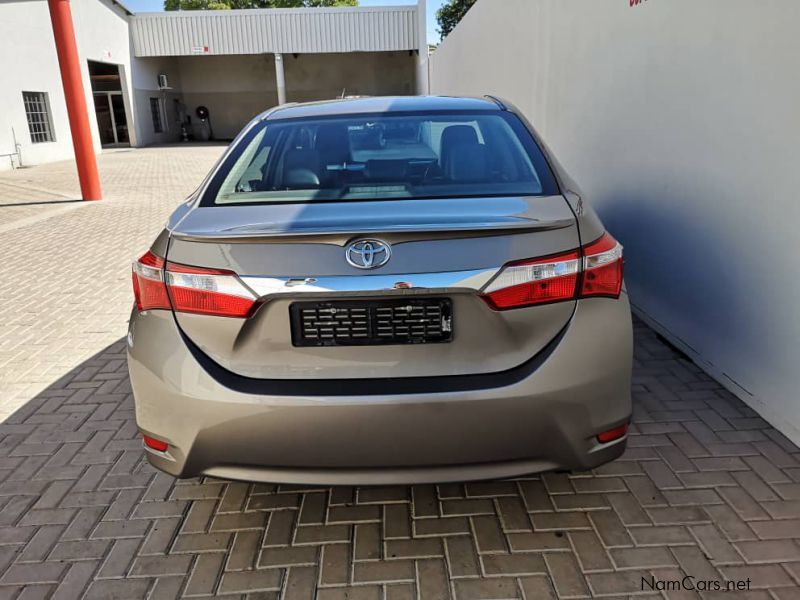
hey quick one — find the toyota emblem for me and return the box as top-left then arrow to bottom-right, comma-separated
346,239 -> 392,269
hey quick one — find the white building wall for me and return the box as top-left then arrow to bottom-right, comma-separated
430,0 -> 800,444
71,0 -> 136,146
0,1 -> 74,170
0,0 -> 133,172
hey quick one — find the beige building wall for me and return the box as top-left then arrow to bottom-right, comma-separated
429,0 -> 800,444
146,52 -> 416,141
175,55 -> 279,141
131,57 -> 184,146
284,52 -> 416,104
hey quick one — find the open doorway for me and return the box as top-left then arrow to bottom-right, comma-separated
88,60 -> 129,147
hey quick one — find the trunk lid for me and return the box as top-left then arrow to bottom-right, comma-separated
167,196 -> 579,380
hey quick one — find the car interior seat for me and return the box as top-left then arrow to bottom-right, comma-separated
440,125 -> 488,182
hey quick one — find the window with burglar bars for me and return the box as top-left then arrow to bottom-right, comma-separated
22,92 -> 54,144
150,97 -> 164,133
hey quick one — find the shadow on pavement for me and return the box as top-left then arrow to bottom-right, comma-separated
0,199 -> 83,208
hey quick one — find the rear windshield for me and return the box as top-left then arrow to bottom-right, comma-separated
205,111 -> 557,205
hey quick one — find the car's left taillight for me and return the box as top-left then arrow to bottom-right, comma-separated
480,232 -> 624,310
132,251 -> 171,311
132,251 -> 257,318
165,262 -> 257,318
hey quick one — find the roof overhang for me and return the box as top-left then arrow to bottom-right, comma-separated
110,0 -> 133,16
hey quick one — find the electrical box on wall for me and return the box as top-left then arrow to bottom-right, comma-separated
157,74 -> 171,90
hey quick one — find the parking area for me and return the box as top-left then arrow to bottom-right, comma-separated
0,147 -> 799,599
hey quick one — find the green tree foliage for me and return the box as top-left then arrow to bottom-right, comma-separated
436,0 -> 476,39
164,0 -> 357,10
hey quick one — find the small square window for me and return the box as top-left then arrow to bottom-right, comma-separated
150,97 -> 164,134
22,92 -> 54,144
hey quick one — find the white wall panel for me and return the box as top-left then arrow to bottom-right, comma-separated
430,0 -> 800,444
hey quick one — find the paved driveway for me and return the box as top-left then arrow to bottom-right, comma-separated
0,147 -> 798,599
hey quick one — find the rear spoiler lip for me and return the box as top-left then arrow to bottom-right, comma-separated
168,218 -> 575,243
168,194 -> 578,242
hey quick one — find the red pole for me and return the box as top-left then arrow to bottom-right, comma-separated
47,0 -> 102,200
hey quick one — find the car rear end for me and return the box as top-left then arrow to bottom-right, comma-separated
127,97 -> 632,484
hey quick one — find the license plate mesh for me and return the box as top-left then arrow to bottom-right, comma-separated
290,298 -> 453,347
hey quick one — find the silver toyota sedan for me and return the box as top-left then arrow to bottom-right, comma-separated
127,96 -> 632,485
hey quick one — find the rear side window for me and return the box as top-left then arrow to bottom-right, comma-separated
206,111 -> 557,205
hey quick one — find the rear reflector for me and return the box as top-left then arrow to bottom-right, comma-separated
142,435 -> 168,452
132,251 -> 257,318
480,232 -> 623,310
597,422 -> 629,444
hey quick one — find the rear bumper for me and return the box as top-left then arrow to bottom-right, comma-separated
127,296 -> 632,485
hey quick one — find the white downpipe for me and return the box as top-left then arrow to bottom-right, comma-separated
274,53 -> 287,105
416,0 -> 429,94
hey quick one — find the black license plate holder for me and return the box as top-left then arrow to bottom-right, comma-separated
290,298 -> 453,347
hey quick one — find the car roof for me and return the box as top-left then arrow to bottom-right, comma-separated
262,96 -> 504,120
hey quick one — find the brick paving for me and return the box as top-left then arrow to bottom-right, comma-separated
0,147 -> 799,599
0,145 -> 225,418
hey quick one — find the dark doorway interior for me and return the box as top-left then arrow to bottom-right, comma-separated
88,61 -> 129,147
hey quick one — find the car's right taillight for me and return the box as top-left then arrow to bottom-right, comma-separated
481,250 -> 582,310
480,232 -> 623,310
580,233 -> 624,298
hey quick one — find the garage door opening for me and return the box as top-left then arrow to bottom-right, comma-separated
88,60 -> 129,147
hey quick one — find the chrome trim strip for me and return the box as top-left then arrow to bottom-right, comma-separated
240,268 -> 500,298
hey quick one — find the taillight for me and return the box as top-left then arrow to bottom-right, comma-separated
132,251 -> 257,318
581,233 -> 624,298
165,262 -> 257,318
481,233 -> 623,310
481,251 -> 581,310
132,251 -> 170,311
